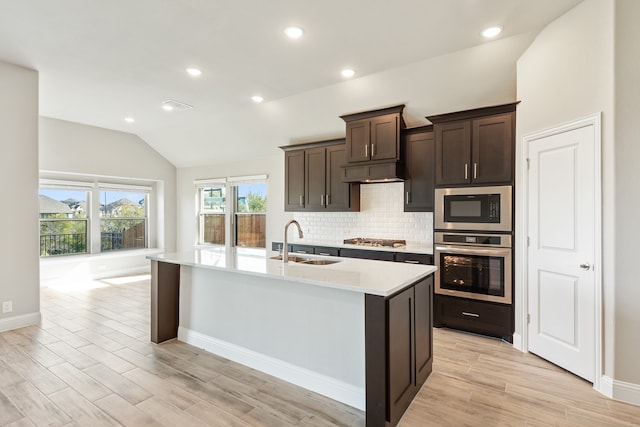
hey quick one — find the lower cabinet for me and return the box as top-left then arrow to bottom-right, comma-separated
365,275 -> 433,427
340,248 -> 395,261
434,294 -> 513,340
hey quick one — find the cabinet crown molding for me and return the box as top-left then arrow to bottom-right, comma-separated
426,101 -> 520,124
340,104 -> 405,123
279,138 -> 346,152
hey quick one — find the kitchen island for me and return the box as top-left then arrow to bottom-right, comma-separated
148,247 -> 436,427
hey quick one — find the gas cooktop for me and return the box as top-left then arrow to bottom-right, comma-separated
343,238 -> 407,248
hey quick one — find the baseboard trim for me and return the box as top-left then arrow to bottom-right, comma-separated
511,332 -> 524,352
0,312 -> 42,333
178,327 -> 365,410
600,375 -> 640,407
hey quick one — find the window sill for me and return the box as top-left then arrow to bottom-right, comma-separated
40,248 -> 164,264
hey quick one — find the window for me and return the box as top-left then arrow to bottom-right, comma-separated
39,179 -> 153,257
199,186 -> 226,245
39,188 -> 89,256
197,175 -> 267,249
234,183 -> 266,248
100,189 -> 148,251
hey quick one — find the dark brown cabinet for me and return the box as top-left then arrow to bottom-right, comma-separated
340,248 -> 395,262
345,113 -> 401,163
282,140 -> 359,212
284,150 -> 305,211
433,294 -> 513,340
428,103 -> 518,187
366,275 -> 433,427
403,126 -> 435,211
394,252 -> 433,265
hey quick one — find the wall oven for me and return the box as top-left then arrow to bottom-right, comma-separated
434,185 -> 512,232
434,232 -> 512,304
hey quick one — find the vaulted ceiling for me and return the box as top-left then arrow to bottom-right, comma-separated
0,0 -> 582,167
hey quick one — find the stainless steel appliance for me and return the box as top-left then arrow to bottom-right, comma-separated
434,231 -> 512,304
434,185 -> 512,232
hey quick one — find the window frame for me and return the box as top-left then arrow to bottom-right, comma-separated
196,175 -> 267,250
39,179 -> 154,257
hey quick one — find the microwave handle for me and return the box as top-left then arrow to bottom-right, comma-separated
435,245 -> 511,256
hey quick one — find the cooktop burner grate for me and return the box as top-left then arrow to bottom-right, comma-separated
343,238 -> 407,248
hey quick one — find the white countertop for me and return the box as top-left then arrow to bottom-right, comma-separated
148,247 -> 436,297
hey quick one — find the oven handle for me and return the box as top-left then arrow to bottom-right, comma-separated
435,245 -> 512,256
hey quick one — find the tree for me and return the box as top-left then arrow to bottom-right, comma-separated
246,191 -> 266,213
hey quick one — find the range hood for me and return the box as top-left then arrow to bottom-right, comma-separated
341,161 -> 404,183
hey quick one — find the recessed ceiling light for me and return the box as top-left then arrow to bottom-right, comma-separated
186,68 -> 202,77
162,104 -> 174,112
124,117 -> 135,123
341,68 -> 355,78
481,26 -> 503,39
251,95 -> 264,103
284,26 -> 304,40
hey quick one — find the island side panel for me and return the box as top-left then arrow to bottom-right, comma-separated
150,260 -> 180,343
178,266 -> 366,407
365,293 -> 387,427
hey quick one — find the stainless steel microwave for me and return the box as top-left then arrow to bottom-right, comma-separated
434,186 -> 512,232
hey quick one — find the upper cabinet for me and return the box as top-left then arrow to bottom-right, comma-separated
427,102 -> 518,187
282,139 -> 360,212
340,105 -> 406,182
403,126 -> 435,212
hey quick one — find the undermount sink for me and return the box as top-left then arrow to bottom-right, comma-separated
270,255 -> 307,262
270,255 -> 340,265
300,259 -> 340,265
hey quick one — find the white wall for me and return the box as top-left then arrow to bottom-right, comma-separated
0,61 -> 40,331
516,0 -> 617,383
613,0 -> 640,386
39,117 -> 177,281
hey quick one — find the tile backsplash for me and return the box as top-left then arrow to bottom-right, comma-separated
292,182 -> 433,245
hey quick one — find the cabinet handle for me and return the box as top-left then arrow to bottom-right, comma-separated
474,163 -> 477,179
462,311 -> 480,318
299,195 -> 304,206
318,252 -> 331,256
296,250 -> 308,254
406,191 -> 410,204
365,144 -> 368,158
326,194 -> 330,205
371,143 -> 376,157
321,194 -> 325,206
404,260 -> 420,264
464,163 -> 468,180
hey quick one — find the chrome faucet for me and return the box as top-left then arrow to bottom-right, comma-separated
283,220 -> 303,262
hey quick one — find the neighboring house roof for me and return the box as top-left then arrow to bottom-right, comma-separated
39,195 -> 73,214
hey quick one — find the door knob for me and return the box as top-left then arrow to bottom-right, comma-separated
579,263 -> 591,271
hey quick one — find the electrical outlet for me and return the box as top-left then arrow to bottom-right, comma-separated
2,300 -> 12,314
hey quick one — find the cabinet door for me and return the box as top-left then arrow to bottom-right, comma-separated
414,276 -> 433,385
325,145 -> 351,211
472,113 -> 514,184
435,121 -> 471,186
388,286 -> 415,426
339,248 -> 395,261
305,147 -> 326,210
346,119 -> 370,162
284,150 -> 305,211
404,130 -> 435,211
370,114 -> 399,161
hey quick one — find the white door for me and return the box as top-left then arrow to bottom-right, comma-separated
527,122 -> 597,382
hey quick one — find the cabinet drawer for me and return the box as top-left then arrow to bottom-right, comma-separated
291,244 -> 315,255
340,248 -> 395,262
434,295 -> 513,338
313,246 -> 339,256
394,253 -> 433,265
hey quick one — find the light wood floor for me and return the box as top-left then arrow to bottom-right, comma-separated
1,275 -> 639,427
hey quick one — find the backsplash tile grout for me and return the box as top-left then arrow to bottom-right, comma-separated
292,182 -> 433,245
